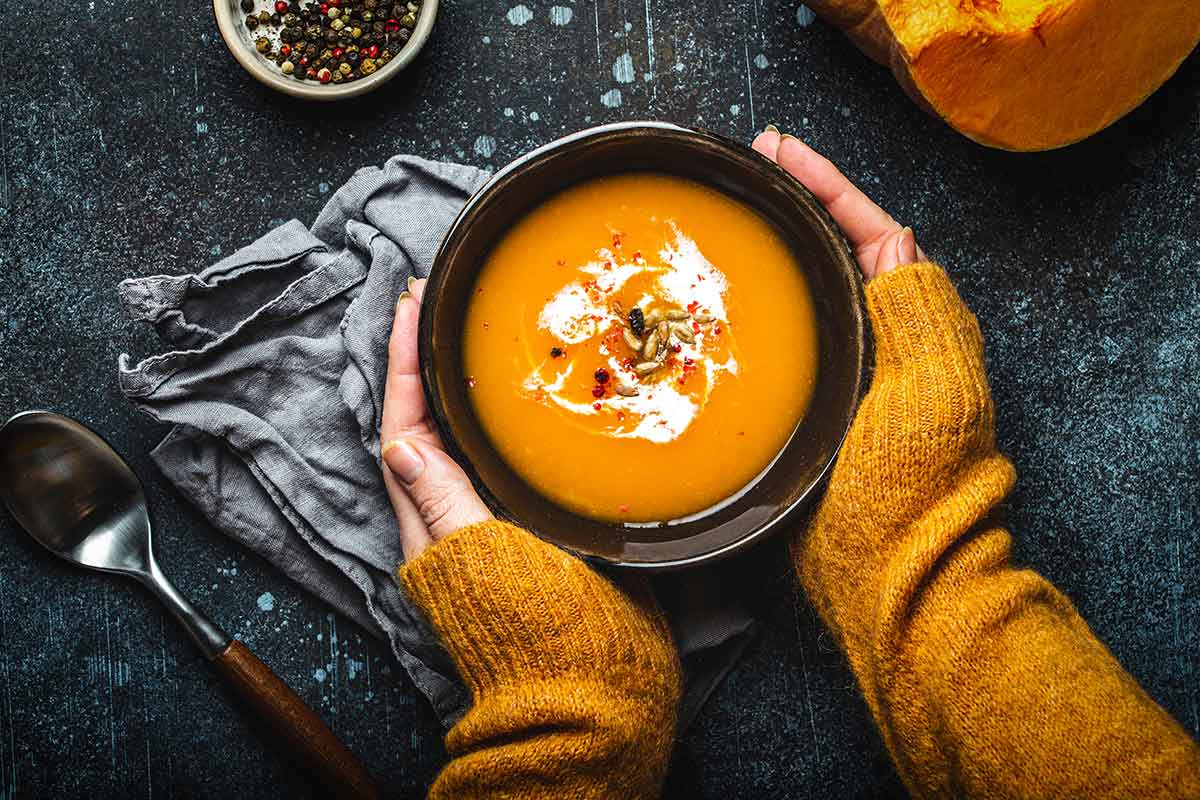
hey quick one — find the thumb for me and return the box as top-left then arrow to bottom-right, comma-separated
382,437 -> 494,541
872,226 -> 920,278
386,438 -> 494,544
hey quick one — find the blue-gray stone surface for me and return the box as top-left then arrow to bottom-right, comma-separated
0,1 -> 1197,797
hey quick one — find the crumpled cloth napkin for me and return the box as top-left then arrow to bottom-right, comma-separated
117,155 -> 757,728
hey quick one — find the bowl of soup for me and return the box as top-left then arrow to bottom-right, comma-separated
420,122 -> 867,568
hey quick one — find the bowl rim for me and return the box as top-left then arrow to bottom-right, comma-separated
212,0 -> 438,100
420,121 -> 869,569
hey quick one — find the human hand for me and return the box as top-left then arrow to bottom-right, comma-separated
751,126 -> 926,281
775,124 -> 1000,662
752,124 -> 987,502
381,277 -> 493,561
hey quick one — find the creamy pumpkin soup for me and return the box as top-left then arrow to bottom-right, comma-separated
462,173 -> 819,523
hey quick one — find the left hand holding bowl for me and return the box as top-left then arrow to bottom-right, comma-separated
381,278 -> 493,561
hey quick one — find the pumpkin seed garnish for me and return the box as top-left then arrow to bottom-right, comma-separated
642,328 -> 660,359
611,297 -> 713,386
654,322 -> 670,360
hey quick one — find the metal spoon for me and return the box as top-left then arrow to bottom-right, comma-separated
0,410 -> 379,799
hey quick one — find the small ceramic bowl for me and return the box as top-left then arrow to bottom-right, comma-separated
421,122 -> 868,569
213,0 -> 437,100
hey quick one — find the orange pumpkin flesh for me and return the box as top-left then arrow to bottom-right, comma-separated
806,0 -> 1200,151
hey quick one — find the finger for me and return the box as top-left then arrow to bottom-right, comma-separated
382,285 -> 435,442
751,127 -> 782,161
409,276 -> 427,302
381,275 -> 443,561
382,437 -> 493,542
872,226 -> 920,279
775,136 -> 901,263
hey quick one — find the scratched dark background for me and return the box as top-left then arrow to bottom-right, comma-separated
1,0 -> 1198,796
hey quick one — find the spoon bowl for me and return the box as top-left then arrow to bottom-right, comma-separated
0,410 -> 379,798
0,411 -> 153,576
0,410 -> 225,654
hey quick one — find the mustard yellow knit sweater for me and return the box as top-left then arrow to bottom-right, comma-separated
400,522 -> 681,799
400,263 -> 1200,799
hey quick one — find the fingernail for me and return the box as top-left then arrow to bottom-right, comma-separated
897,226 -> 917,265
780,132 -> 801,145
396,290 -> 411,307
764,124 -> 780,134
407,275 -> 417,292
382,439 -> 424,484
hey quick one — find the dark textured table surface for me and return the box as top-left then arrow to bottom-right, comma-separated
1,1 -> 1198,796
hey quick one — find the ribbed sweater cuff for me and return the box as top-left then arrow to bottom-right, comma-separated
398,520 -> 672,698
866,261 -> 985,373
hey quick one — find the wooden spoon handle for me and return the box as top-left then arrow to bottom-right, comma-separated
212,640 -> 380,799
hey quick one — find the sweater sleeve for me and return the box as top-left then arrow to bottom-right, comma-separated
397,520 -> 681,800
796,262 -> 1200,799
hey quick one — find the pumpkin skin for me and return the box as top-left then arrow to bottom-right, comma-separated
805,0 -> 1200,151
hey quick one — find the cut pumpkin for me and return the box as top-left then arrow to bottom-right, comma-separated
804,0 -> 1200,151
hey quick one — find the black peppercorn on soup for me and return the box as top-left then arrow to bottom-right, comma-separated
463,173 -> 819,523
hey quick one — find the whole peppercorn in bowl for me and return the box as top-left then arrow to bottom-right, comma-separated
214,0 -> 436,99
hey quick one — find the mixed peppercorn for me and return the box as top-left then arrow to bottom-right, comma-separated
242,0 -> 420,83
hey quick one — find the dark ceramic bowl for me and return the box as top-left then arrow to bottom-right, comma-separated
420,121 -> 867,569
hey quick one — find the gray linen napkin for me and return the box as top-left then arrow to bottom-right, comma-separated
117,154 -> 756,728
